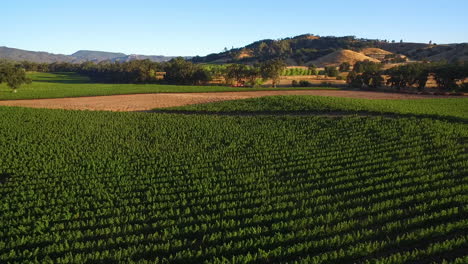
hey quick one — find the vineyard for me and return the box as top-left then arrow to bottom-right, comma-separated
0,72 -> 335,100
164,96 -> 468,121
0,102 -> 467,263
282,68 -> 314,76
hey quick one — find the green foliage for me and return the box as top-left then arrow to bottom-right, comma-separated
225,64 -> 250,85
291,80 -> 312,87
353,60 -> 383,74
167,95 -> 468,121
347,61 -> 384,88
0,61 -> 31,91
164,57 -> 212,85
431,62 -> 468,91
0,72 -> 338,100
0,105 -> 466,263
386,62 -> 468,92
339,62 -> 351,72
308,66 -> 318,75
260,59 -> 286,87
386,63 -> 432,91
324,66 -> 339,77
282,68 -> 315,76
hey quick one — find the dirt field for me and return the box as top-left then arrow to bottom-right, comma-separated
0,90 -> 459,112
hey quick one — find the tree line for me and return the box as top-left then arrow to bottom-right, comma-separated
3,58 -> 468,92
346,60 -> 468,92
17,58 -> 288,88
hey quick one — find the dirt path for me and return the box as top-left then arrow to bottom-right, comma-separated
0,90 -> 459,112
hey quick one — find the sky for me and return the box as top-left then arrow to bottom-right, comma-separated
2,0 -> 467,56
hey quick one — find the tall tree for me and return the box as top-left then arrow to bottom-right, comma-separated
0,61 -> 31,93
260,59 -> 286,88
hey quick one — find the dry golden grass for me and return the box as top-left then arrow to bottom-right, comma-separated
310,49 -> 380,67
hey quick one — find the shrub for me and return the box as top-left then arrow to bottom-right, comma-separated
325,66 -> 339,77
299,80 -> 312,87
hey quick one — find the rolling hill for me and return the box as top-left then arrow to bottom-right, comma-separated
192,34 -> 468,66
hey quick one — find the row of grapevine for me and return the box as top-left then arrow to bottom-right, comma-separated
282,68 -> 314,76
0,107 -> 466,263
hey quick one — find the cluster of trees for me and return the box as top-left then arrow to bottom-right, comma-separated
0,60 -> 31,92
19,59 -> 210,85
14,58 -> 288,88
163,58 -> 211,85
347,60 -> 468,91
8,57 -> 468,92
346,61 -> 384,88
222,59 -> 286,87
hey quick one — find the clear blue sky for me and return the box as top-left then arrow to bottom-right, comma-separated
2,0 -> 467,56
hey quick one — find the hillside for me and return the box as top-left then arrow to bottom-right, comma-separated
310,49 -> 380,67
192,34 -> 468,66
0,46 -> 179,63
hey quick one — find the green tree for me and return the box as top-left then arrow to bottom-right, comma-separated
353,60 -> 382,73
325,66 -> 339,77
308,65 -> 318,75
339,62 -> 351,72
386,63 -> 430,91
347,61 -> 384,89
432,62 -> 468,91
164,57 -> 209,85
244,67 -> 262,88
0,61 -> 31,93
260,59 -> 286,88
225,64 -> 247,85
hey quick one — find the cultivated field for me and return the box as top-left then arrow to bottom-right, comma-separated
0,90 -> 457,112
0,74 -> 467,263
0,72 -> 338,100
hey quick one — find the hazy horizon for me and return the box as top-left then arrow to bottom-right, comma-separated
2,0 -> 467,56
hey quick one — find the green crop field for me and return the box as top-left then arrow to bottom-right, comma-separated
0,94 -> 467,263
282,68 -> 314,76
162,96 -> 468,121
0,72 -> 338,100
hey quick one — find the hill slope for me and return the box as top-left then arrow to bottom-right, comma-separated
193,34 -> 468,65
310,49 -> 380,67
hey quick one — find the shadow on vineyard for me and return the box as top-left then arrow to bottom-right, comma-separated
0,172 -> 10,184
148,110 -> 468,124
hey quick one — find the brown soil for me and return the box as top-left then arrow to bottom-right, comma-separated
236,49 -> 254,59
0,90 -> 458,112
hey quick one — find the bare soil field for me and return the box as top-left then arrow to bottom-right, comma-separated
0,90 -> 458,112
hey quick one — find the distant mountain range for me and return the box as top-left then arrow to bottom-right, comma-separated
1,34 -> 467,66
0,47 -> 184,63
